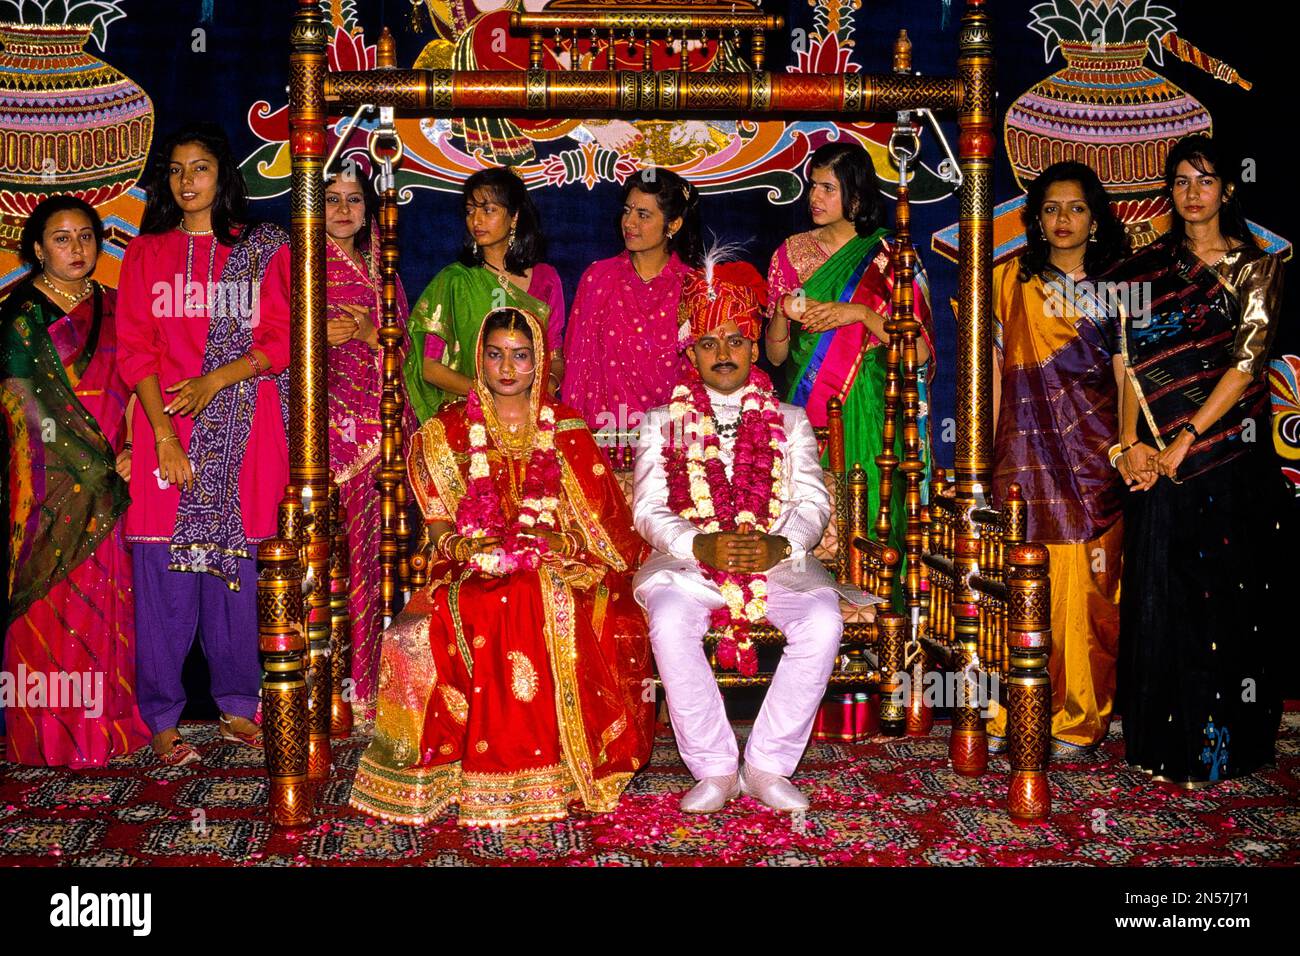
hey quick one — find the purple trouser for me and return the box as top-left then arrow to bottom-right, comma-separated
132,543 -> 260,734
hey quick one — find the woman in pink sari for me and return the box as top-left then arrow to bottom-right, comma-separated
560,169 -> 703,451
2,196 -> 150,766
324,171 -> 413,714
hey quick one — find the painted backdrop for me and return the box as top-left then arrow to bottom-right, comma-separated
1,0 -> 1295,481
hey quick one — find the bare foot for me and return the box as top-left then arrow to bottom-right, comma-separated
151,728 -> 182,756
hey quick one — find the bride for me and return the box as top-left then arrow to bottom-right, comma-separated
350,306 -> 653,826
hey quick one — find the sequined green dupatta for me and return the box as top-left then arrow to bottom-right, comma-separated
1,281 -> 127,623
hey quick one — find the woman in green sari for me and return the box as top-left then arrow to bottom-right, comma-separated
404,167 -> 566,422
765,142 -> 936,585
765,142 -> 936,742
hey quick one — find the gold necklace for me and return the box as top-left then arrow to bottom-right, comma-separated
484,259 -> 513,292
39,274 -> 91,306
479,388 -> 536,457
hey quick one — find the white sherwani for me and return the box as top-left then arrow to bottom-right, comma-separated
632,386 -> 881,779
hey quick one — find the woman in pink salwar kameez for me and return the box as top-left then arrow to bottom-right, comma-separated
323,171 -> 414,715
116,124 -> 291,767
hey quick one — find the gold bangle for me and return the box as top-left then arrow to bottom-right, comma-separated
563,531 -> 582,558
435,530 -> 455,559
156,434 -> 181,448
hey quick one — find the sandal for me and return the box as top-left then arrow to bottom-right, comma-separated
158,738 -> 202,768
219,715 -> 264,750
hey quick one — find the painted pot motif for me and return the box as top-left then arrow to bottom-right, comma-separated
0,22 -> 153,248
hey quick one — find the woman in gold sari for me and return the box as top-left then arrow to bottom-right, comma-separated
350,307 -> 653,826
987,161 -> 1128,757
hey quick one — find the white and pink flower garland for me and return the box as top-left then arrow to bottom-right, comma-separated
455,389 -> 564,575
663,375 -> 785,675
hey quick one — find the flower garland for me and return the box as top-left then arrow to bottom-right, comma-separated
664,375 -> 785,675
455,389 -> 564,575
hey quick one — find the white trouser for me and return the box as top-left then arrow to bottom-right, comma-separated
643,580 -> 843,779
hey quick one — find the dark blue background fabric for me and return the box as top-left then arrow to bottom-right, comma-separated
88,1 -> 1300,468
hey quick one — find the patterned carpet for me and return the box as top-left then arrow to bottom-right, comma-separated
2,714 -> 1297,867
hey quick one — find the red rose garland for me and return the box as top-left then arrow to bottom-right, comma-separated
663,375 -> 785,675
455,389 -> 564,575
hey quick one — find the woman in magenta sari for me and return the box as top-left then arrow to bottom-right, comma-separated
324,170 -> 414,714
561,169 -> 703,445
2,196 -> 150,766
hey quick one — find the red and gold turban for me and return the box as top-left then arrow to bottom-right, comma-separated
678,260 -> 768,347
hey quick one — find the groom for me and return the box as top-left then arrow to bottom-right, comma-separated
632,260 -> 880,813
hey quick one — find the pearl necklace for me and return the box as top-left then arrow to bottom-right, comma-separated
39,274 -> 92,307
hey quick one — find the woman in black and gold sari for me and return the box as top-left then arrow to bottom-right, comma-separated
1109,135 -> 1289,786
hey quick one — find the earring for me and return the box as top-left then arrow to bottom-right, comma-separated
472,240 -> 479,257
666,229 -> 675,239
1088,227 -> 1097,243
507,225 -> 516,251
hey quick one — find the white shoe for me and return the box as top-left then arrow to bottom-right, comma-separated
679,773 -> 740,813
739,764 -> 810,812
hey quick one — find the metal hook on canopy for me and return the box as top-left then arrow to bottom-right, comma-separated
322,103 -> 374,179
914,107 -> 964,188
367,113 -> 404,191
888,114 -> 921,185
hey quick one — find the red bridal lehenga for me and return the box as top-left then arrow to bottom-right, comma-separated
349,314 -> 653,826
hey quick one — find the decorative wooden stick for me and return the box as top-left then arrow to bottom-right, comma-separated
1160,33 -> 1252,90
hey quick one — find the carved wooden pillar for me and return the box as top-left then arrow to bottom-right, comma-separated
954,0 -> 994,499
286,0 -> 332,783
1006,542 -> 1052,820
950,504 -> 987,775
258,538 -> 311,828
876,612 -> 907,736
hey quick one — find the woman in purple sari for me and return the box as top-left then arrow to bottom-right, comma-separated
324,170 -> 412,714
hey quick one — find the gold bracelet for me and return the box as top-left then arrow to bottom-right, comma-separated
156,434 -> 181,448
562,531 -> 582,558
435,530 -> 455,559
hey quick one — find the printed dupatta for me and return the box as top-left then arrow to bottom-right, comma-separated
168,223 -> 290,588
1,280 -> 127,622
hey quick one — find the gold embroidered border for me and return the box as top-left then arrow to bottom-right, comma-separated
458,763 -> 577,826
592,771 -> 635,813
597,713 -> 627,767
591,581 -> 610,637
559,458 -> 626,573
539,565 -> 603,810
334,432 -> 382,486
448,567 -> 475,677
349,754 -> 460,825
419,417 -> 467,517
